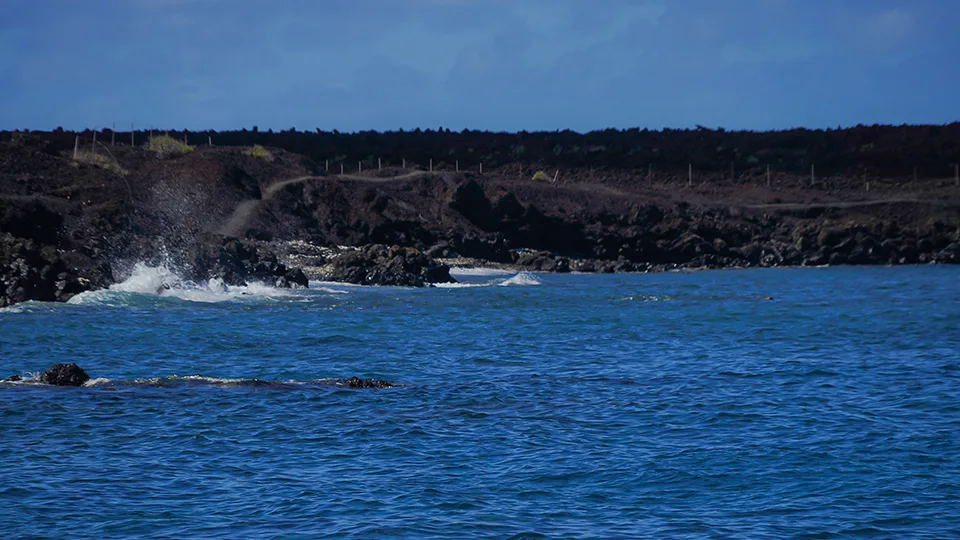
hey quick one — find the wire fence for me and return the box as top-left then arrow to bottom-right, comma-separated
67,126 -> 960,194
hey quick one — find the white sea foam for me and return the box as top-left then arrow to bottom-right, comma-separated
108,262 -> 182,294
84,378 -> 112,387
179,375 -> 248,385
499,272 -> 542,286
313,280 -> 365,289
0,373 -> 39,385
308,283 -> 351,294
449,267 -> 514,277
619,295 -> 671,302
433,281 -> 491,289
68,262 -> 306,305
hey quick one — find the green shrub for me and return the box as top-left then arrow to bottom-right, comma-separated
74,151 -> 128,175
532,170 -> 550,182
146,135 -> 193,157
244,144 -> 274,161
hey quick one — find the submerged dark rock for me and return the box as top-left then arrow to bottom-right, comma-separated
344,376 -> 394,389
39,363 -> 90,387
6,374 -> 22,382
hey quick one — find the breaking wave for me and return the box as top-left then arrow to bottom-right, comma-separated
434,272 -> 543,288
68,262 -> 303,305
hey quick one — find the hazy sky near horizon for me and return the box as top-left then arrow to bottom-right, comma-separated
1,0 -> 958,132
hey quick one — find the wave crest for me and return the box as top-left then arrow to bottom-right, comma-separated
499,272 -> 542,287
68,262 -> 299,305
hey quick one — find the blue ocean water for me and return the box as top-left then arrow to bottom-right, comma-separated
2,266 -> 959,539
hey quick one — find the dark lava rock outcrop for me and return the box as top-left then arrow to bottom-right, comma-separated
319,244 -> 455,287
122,235 -> 309,289
39,363 -> 90,387
343,376 -> 394,389
0,233 -> 108,307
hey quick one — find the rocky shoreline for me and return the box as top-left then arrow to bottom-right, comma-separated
1,132 -> 958,308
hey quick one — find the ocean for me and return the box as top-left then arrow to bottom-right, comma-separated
2,266 -> 958,538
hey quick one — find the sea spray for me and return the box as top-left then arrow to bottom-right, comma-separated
67,261 -> 301,304
109,262 -> 184,294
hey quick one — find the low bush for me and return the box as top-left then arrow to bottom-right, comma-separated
146,135 -> 193,157
74,151 -> 128,175
243,144 -> 274,161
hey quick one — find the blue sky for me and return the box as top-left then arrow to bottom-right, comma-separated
1,0 -> 958,132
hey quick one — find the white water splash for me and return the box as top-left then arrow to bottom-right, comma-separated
68,262 -> 304,305
108,262 -> 183,294
433,282 -> 491,289
435,272 -> 543,288
449,267 -> 514,277
499,272 -> 542,287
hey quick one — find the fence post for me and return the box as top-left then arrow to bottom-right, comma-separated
111,122 -> 115,146
429,159 -> 433,172
325,159 -> 328,172
402,158 -> 406,169
183,133 -> 187,145
208,136 -> 212,146
688,163 -> 692,187
378,157 -> 381,171
131,123 -> 134,146
92,130 -> 97,152
479,162 -> 483,174
955,163 -> 959,186
811,164 -> 815,186
553,170 -> 559,183
456,160 -> 459,173
766,164 -> 770,187
358,161 -> 362,173
73,136 -> 78,159
340,163 -> 344,175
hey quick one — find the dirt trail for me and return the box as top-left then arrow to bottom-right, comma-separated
218,171 -> 960,237
549,183 -> 957,211
744,198 -> 959,210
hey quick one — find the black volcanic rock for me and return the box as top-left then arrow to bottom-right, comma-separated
0,234 -> 96,307
143,235 -> 310,289
344,376 -> 394,389
39,363 -> 90,387
452,233 -> 512,263
321,245 -> 455,287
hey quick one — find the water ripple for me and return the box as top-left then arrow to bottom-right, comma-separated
2,267 -> 959,537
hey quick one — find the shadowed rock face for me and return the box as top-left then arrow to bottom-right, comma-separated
39,363 -> 90,386
344,376 -> 394,389
0,234 -> 106,308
